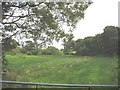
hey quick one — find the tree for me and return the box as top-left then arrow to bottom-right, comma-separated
22,41 -> 37,55
63,40 -> 76,55
1,2 -> 92,47
75,37 -> 95,56
41,46 -> 61,55
3,38 -> 19,53
74,39 -> 84,55
1,1 -> 92,73
93,34 -> 103,55
75,26 -> 118,56
101,26 -> 118,56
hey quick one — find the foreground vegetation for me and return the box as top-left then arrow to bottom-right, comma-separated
5,54 -> 118,85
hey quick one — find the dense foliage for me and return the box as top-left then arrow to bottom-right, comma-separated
40,46 -> 62,55
8,26 -> 119,57
64,26 -> 119,56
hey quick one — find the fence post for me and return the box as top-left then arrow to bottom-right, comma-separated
88,87 -> 92,90
36,85 -> 38,90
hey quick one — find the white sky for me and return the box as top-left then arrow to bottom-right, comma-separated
73,0 -> 119,39
53,0 -> 119,49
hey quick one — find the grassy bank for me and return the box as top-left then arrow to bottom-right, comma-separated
5,54 -> 118,85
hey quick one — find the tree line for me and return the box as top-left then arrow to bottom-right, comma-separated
64,26 -> 119,56
7,25 -> 119,57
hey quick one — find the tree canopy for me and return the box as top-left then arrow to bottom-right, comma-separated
1,2 -> 92,48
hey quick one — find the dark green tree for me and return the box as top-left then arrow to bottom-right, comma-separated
74,39 -> 84,55
3,38 -> 19,53
93,34 -> 103,55
22,41 -> 37,55
41,46 -> 61,55
64,40 -> 76,55
75,26 -> 118,56
101,26 -> 118,56
75,37 -> 95,56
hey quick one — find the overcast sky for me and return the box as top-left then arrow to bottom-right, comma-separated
53,0 -> 119,49
73,0 -> 119,39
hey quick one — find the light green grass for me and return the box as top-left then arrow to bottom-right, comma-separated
5,54 -> 118,85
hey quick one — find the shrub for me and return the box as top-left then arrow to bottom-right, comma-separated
40,46 -> 62,55
6,47 -> 22,55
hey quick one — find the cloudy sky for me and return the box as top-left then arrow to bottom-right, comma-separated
73,0 -> 119,39
53,0 -> 119,49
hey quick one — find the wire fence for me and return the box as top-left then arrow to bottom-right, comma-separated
0,80 -> 119,90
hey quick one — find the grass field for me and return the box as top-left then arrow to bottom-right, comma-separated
5,54 -> 118,85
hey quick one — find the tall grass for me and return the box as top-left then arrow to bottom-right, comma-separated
5,54 -> 118,85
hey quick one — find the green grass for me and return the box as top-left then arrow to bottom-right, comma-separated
5,54 -> 118,85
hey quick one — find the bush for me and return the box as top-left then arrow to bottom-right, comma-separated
40,46 -> 62,55
6,47 -> 22,55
